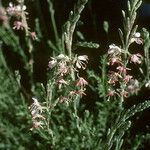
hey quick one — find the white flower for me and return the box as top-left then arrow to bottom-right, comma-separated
109,44 -> 120,49
130,53 -> 142,64
57,54 -> 65,59
29,97 -> 45,130
6,2 -> 26,16
16,5 -> 26,11
127,79 -> 140,95
48,59 -> 57,69
108,44 -> 122,56
134,32 -> 141,38
130,32 -> 143,45
145,80 -> 150,88
29,97 -> 43,116
75,55 -> 88,70
78,55 -> 88,61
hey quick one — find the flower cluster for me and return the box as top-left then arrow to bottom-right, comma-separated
6,2 -> 26,16
107,36 -> 143,98
107,44 -> 123,66
29,98 -> 45,130
29,54 -> 88,129
48,54 -> 88,103
5,1 -> 37,40
130,32 -> 143,45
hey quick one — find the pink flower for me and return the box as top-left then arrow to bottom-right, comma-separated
108,71 -> 121,85
124,75 -> 132,84
13,21 -> 24,30
69,89 -> 86,97
58,62 -> 69,76
76,89 -> 86,97
130,54 -> 142,64
120,90 -> 128,98
116,66 -> 130,75
30,32 -> 37,40
57,79 -> 68,89
76,77 -> 88,87
108,57 -> 122,65
107,89 -> 116,97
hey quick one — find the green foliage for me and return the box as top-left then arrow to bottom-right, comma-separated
63,0 -> 88,57
0,0 -> 150,149
0,57 -> 29,149
103,21 -> 109,34
0,27 -> 27,63
76,41 -> 100,49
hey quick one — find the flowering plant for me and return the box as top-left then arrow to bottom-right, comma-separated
0,0 -> 150,149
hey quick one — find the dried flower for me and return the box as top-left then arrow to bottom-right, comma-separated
130,53 -> 142,64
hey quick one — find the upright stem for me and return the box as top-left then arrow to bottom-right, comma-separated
47,0 -> 59,46
63,0 -> 88,80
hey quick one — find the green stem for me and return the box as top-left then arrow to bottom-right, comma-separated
47,0 -> 59,47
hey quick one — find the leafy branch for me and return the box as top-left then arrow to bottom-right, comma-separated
103,100 -> 150,150
63,0 -> 88,58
